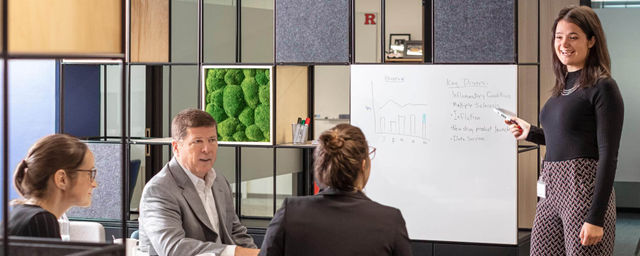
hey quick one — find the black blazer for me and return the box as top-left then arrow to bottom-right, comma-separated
259,187 -> 412,256
7,204 -> 60,238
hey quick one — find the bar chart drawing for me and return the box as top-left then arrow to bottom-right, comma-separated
370,83 -> 430,142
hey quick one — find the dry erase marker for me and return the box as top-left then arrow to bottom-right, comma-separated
493,108 -> 522,132
493,108 -> 514,120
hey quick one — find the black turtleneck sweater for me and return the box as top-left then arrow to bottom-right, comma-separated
526,70 -> 624,227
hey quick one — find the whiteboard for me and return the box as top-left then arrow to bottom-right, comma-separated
350,65 -> 518,244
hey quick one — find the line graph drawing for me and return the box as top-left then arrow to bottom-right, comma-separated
369,82 -> 430,141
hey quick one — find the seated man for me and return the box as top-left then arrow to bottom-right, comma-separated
139,109 -> 258,256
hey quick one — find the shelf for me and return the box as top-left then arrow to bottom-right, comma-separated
314,118 -> 349,121
517,145 -> 539,153
130,137 -> 172,145
385,58 -> 422,62
276,142 -> 317,148
86,137 -> 320,149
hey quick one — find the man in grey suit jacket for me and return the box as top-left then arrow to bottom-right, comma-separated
139,109 -> 258,256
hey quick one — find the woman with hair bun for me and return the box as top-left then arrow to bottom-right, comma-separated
259,123 -> 411,256
6,134 -> 98,238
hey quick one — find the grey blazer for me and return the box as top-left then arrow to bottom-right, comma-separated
139,157 -> 256,256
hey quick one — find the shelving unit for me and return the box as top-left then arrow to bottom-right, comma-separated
1,0 -> 564,254
55,0 -> 322,223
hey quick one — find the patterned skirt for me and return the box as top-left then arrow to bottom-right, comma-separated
530,158 -> 616,256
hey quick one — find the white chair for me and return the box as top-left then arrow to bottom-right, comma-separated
69,221 -> 106,243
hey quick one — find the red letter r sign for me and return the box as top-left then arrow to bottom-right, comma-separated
364,13 -> 376,25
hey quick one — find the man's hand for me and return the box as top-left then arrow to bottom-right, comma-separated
579,222 -> 604,246
235,247 -> 260,256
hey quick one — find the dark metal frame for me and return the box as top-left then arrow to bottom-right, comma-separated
352,0 -> 433,64
0,1 -> 128,255
1,0 -> 546,254
2,1 -> 9,255
349,0 -> 536,250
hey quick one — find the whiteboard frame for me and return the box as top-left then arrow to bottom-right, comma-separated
350,64 -> 518,245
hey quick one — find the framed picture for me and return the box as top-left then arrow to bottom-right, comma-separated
201,65 -> 273,145
404,40 -> 423,58
388,33 -> 411,51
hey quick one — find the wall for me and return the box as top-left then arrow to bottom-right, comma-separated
385,0 -> 423,46
129,66 -> 147,211
204,2 -> 236,62
171,0 -> 198,62
355,0 -> 381,62
595,8 -> 640,183
173,0 -> 273,63
105,65 -> 124,137
595,8 -> 640,208
313,66 -> 350,138
354,0 -> 422,62
62,65 -> 101,138
241,5 -> 274,63
170,66 -> 198,117
5,60 -> 57,205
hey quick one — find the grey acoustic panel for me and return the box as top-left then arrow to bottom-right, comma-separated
276,0 -> 349,63
67,143 -> 122,220
434,0 -> 515,63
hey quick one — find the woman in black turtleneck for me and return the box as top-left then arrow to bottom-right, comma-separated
506,6 -> 623,256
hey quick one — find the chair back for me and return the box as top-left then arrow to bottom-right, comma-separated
69,221 -> 106,243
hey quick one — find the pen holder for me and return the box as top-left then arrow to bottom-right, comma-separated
291,124 -> 309,144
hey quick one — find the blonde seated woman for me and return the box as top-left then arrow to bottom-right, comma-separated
7,134 -> 98,239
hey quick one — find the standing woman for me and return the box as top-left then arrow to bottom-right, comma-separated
259,124 -> 411,256
8,134 -> 98,238
507,6 -> 623,255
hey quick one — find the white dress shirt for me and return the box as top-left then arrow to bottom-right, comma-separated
177,160 -> 236,256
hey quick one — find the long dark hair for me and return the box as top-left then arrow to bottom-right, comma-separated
314,124 -> 370,191
551,6 -> 611,96
13,134 -> 87,203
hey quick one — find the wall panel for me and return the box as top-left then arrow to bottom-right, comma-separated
132,0 -> 169,62
517,65 -> 538,228
67,143 -> 122,220
275,66 -> 308,144
434,0 -> 515,63
9,0 -> 122,55
275,0 -> 349,63
518,0 -> 539,63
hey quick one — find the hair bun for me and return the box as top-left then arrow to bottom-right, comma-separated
320,130 -> 345,153
330,131 -> 345,148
